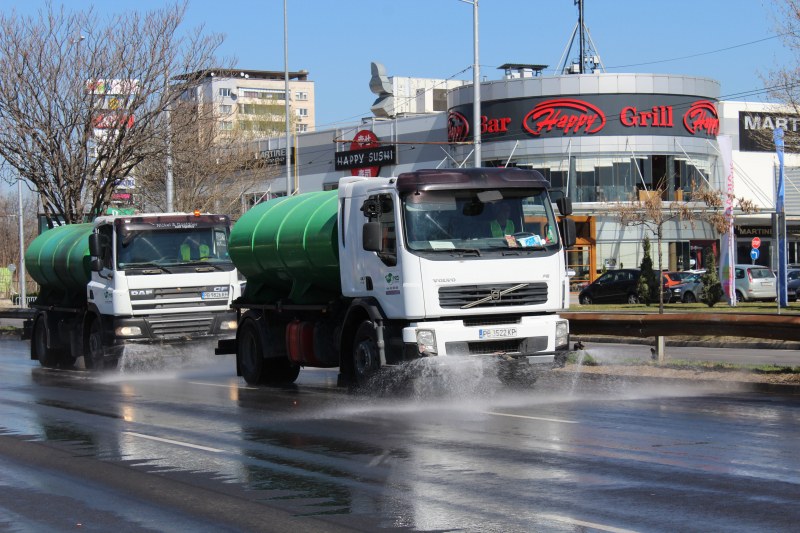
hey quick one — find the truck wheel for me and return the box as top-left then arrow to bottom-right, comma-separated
265,358 -> 300,385
86,319 -> 107,370
238,319 -> 267,385
351,321 -> 381,387
33,317 -> 58,368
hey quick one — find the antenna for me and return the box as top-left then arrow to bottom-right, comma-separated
555,0 -> 605,75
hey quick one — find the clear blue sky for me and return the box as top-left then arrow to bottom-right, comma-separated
2,0 -> 793,129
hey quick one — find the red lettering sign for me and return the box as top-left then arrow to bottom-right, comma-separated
350,129 -> 380,177
448,111 -> 470,143
619,106 -> 674,128
93,113 -> 135,129
523,99 -> 606,136
683,100 -> 719,136
480,115 -> 511,134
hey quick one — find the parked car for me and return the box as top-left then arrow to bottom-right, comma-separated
734,264 -> 777,302
667,272 -> 720,303
578,269 -> 641,304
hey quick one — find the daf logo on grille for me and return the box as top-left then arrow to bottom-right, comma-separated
490,289 -> 502,300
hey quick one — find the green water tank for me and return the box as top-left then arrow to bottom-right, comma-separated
229,190 -> 340,304
25,223 -> 93,304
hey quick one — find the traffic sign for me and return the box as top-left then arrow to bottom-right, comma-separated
750,248 -> 760,261
752,236 -> 761,249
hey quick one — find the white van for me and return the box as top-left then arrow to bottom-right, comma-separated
734,264 -> 777,302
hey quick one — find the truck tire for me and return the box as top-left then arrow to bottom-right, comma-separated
238,319 -> 267,385
351,321 -> 381,387
265,358 -> 300,385
238,319 -> 300,385
86,319 -> 106,370
32,317 -> 59,368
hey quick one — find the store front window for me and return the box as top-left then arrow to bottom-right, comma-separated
519,154 -> 714,203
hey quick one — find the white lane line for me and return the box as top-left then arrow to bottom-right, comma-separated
188,381 -> 258,390
482,411 -> 578,424
539,513 -> 640,533
123,431 -> 224,453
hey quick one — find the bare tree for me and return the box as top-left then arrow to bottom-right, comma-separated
132,98 -> 281,216
0,1 -> 228,224
613,184 -> 757,313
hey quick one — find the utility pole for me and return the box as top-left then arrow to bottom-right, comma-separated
283,0 -> 293,196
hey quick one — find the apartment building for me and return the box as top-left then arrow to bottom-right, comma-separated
180,68 -> 315,135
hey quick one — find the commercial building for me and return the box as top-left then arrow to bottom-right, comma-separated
240,69 -> 799,287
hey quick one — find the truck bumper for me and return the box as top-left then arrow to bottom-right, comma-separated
109,310 -> 238,348
400,314 -> 569,367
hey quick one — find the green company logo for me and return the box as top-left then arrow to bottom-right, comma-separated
385,273 -> 394,284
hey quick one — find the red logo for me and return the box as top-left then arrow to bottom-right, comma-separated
448,111 -> 470,143
523,99 -> 606,136
683,100 -> 719,136
350,129 -> 380,177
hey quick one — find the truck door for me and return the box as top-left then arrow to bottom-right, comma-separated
359,194 -> 404,314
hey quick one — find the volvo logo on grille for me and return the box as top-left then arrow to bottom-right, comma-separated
461,283 -> 529,309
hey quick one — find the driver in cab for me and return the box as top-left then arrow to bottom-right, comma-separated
489,203 -> 515,237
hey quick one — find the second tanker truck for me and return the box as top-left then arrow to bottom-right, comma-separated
219,167 -> 576,387
26,212 -> 241,370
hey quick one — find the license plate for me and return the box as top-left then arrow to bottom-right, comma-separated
763,282 -> 774,287
201,291 -> 228,299
479,327 -> 517,339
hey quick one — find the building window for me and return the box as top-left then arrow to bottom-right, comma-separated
295,91 -> 308,101
296,123 -> 308,132
296,108 -> 308,117
219,88 -> 232,97
219,120 -> 233,131
240,88 -> 286,100
219,104 -> 232,114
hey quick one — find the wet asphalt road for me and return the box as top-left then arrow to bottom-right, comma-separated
1,337 -> 800,532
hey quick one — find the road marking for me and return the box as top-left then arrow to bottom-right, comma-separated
539,514 -> 640,533
482,411 -> 578,424
188,381 -> 258,390
123,431 -> 224,453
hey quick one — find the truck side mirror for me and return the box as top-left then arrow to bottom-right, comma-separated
363,222 -> 383,252
559,218 -> 576,248
557,197 -> 573,216
88,232 -> 102,257
90,257 -> 104,272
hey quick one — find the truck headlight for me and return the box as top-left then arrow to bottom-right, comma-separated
416,329 -> 437,355
115,326 -> 142,337
555,320 -> 569,349
220,320 -> 238,331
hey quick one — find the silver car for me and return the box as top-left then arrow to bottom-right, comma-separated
668,273 -> 706,303
734,264 -> 776,302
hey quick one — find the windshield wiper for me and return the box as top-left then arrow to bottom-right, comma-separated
177,261 -> 227,271
442,248 -> 481,257
123,262 -> 170,273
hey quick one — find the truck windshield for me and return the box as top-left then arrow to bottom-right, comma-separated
402,188 -> 559,253
117,225 -> 233,270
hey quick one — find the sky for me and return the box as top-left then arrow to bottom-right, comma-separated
2,0 -> 794,130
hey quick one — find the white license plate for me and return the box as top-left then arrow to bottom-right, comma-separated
201,291 -> 228,299
479,327 -> 517,339
763,282 -> 774,287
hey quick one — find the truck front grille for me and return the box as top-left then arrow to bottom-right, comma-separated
145,313 -> 215,337
439,283 -> 548,309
